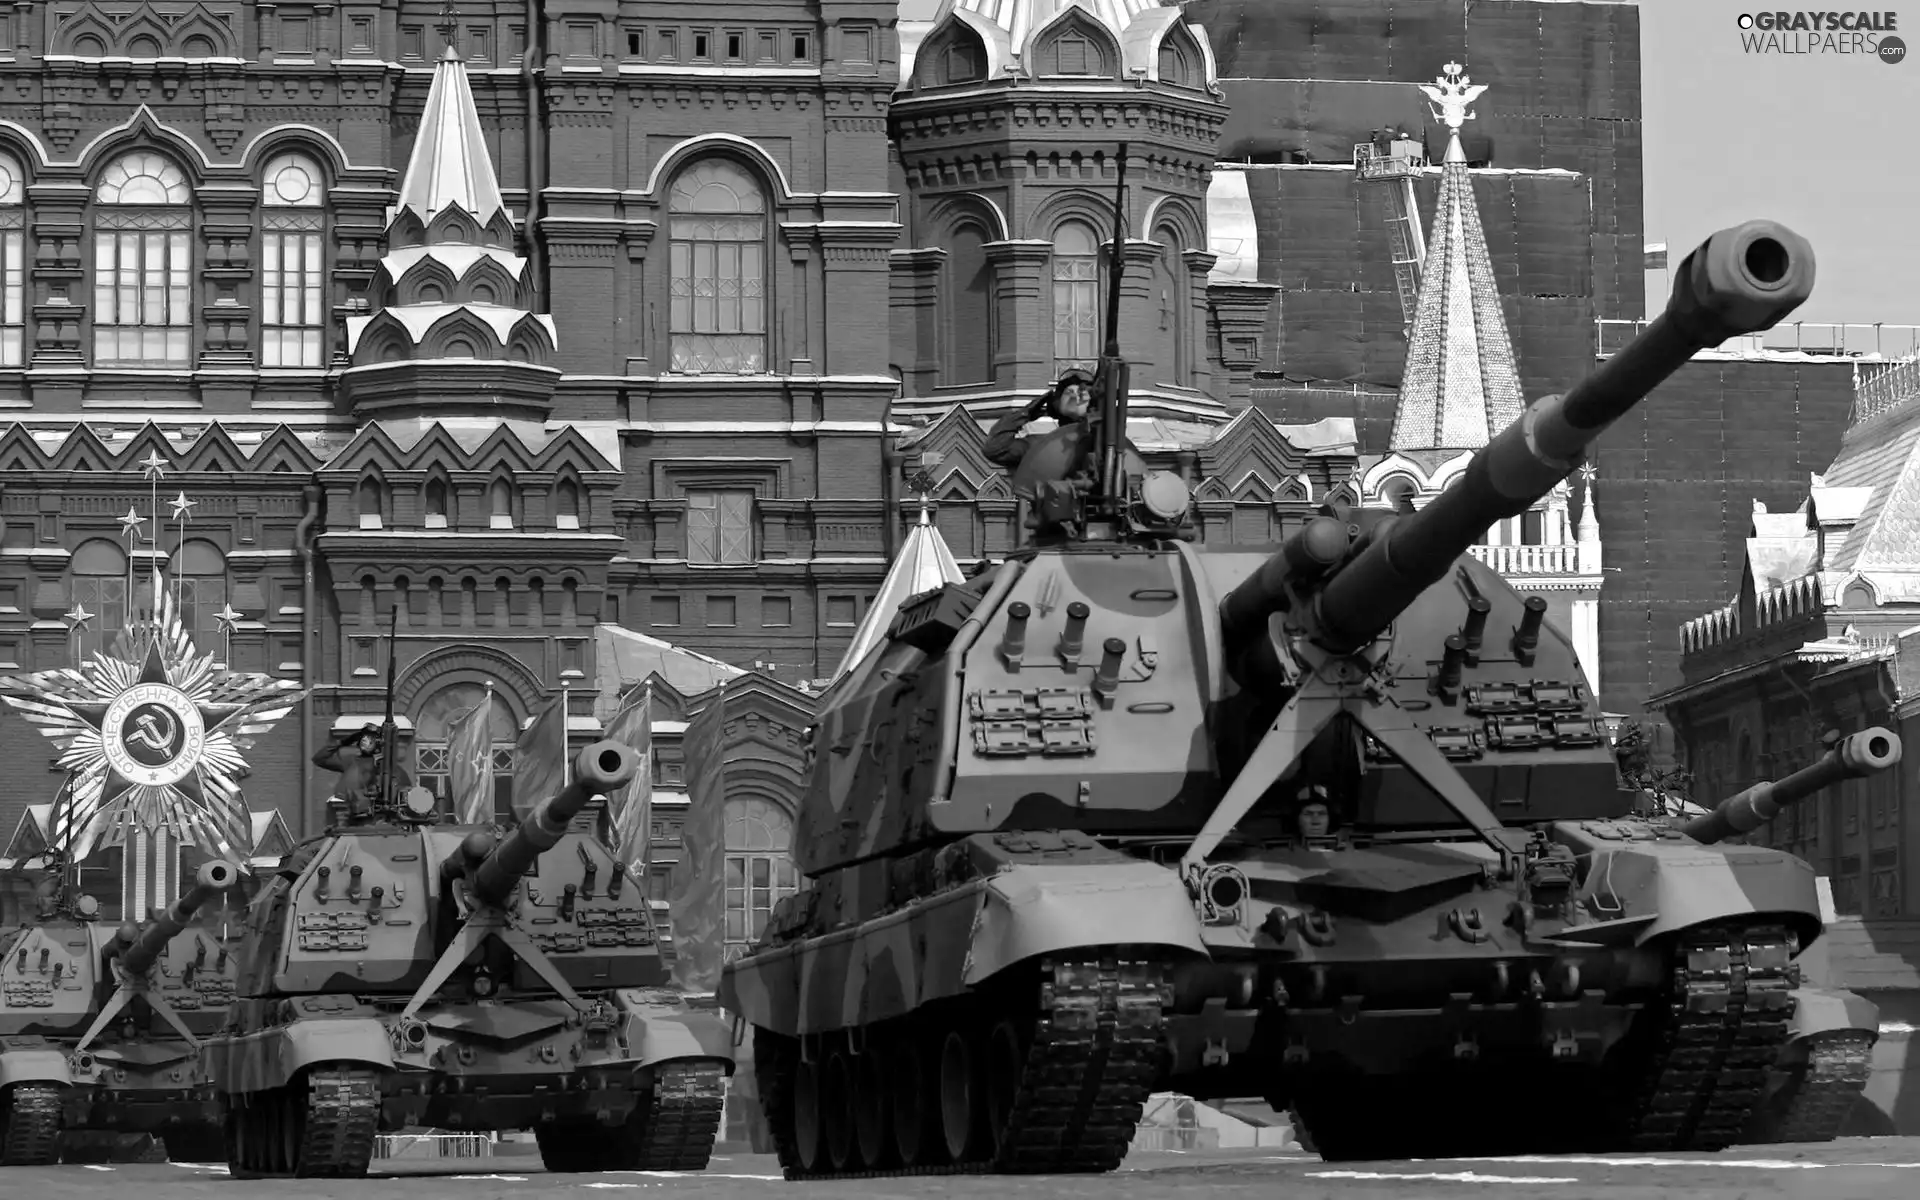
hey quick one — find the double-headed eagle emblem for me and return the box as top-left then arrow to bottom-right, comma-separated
0,574 -> 303,862
1419,62 -> 1487,132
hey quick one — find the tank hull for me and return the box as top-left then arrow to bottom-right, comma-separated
1156,827 -> 1819,1159
201,989 -> 734,1176
62,1048 -> 221,1141
719,832 -> 1208,1178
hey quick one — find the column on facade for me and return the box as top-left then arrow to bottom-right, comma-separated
818,224 -> 899,377
982,240 -> 1053,395
27,181 -> 86,380
197,185 -> 258,372
621,223 -> 656,374
1118,239 -> 1162,382
1181,249 -> 1219,399
1206,281 -> 1280,411
779,222 -> 819,376
889,247 -> 945,395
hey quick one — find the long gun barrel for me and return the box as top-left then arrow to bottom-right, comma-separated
1220,221 -> 1816,659
467,740 -> 641,908
118,860 -> 241,978
1684,728 -> 1901,845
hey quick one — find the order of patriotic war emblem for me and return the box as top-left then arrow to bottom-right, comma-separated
102,682 -> 206,786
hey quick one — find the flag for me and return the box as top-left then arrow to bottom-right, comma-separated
513,693 -> 568,820
667,686 -> 729,993
1645,242 -> 1668,270
601,683 -> 654,871
447,684 -> 497,825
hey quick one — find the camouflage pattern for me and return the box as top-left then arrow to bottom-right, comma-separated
0,862 -> 243,1166
720,220 -> 1863,1174
201,740 -> 735,1179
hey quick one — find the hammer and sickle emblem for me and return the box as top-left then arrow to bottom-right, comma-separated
128,708 -> 178,754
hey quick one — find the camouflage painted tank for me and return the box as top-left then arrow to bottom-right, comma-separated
201,741 -> 734,1178
720,218 -> 1841,1173
0,862 -> 243,1165
1673,732 -> 1901,1145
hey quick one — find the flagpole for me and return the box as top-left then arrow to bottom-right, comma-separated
561,685 -> 570,788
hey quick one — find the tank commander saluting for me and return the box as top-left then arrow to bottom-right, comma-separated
313,723 -> 414,824
983,369 -> 1149,537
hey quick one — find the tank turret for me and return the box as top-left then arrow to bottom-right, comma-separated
204,738 -> 734,1179
724,219 -> 1853,1175
115,861 -> 241,979
1683,728 -> 1900,844
458,742 -> 639,908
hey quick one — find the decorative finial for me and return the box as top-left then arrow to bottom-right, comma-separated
213,603 -> 243,634
917,493 -> 932,525
438,0 -> 460,52
1578,462 -> 1597,484
117,505 -> 145,542
1419,62 -> 1487,132
169,492 -> 197,521
137,449 -> 168,481
63,604 -> 93,632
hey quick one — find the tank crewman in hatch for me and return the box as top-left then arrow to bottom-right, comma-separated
984,369 -> 1147,537
983,368 -> 1099,473
312,723 -> 414,825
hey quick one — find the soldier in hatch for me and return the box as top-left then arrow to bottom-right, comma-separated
984,370 -> 1145,538
313,723 -> 413,824
1294,783 -> 1338,842
983,369 -> 1099,473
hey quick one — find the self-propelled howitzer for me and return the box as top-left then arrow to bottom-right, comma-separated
202,741 -> 735,1179
1684,729 -> 1899,845
0,864 -> 243,1167
1675,728 -> 1904,1148
721,219 -> 1840,1173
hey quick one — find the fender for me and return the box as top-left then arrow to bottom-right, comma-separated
203,1018 -> 395,1095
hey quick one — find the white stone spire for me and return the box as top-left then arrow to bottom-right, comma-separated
395,45 -> 509,228
1389,63 -> 1525,453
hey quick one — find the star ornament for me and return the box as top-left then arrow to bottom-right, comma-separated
138,450 -> 168,481
170,492 -> 197,521
118,506 -> 146,541
0,572 -> 306,863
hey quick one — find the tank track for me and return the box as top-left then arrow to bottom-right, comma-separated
0,1083 -> 62,1166
1747,1031 -> 1877,1145
1625,924 -> 1797,1152
768,954 -> 1167,1181
226,1065 -> 380,1179
630,1062 -> 729,1170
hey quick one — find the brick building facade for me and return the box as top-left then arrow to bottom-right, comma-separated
0,0 -> 1346,928
1652,358 -> 1920,919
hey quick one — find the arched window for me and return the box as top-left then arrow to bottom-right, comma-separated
554,479 -> 581,529
1158,32 -> 1196,87
357,476 -> 385,529
260,151 -> 326,368
668,158 -> 767,374
944,220 -> 994,385
423,478 -> 450,529
92,151 -> 193,367
413,681 -> 522,822
168,538 -> 227,641
1052,219 -> 1101,375
0,151 -> 24,367
1379,476 -> 1418,512
723,797 -> 797,961
70,538 -> 130,659
489,478 -> 515,529
1151,224 -> 1187,386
